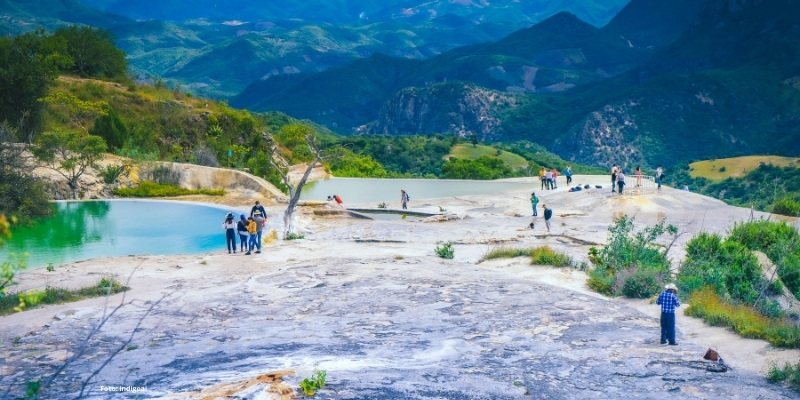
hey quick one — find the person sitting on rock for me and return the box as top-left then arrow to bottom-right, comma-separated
656,283 -> 681,345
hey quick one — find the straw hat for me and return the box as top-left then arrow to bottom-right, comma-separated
664,283 -> 678,291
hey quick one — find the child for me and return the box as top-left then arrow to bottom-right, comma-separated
246,217 -> 258,255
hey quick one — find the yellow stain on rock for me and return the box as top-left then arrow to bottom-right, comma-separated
167,370 -> 296,400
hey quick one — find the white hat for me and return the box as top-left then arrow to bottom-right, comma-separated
664,283 -> 678,291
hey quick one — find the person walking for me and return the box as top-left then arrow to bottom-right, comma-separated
539,167 -> 546,190
611,164 -> 618,192
551,168 -> 558,189
656,283 -> 681,345
545,169 -> 553,190
222,213 -> 237,254
635,166 -> 642,187
617,169 -> 626,194
237,214 -> 249,253
530,192 -> 539,216
252,209 -> 265,254
246,216 -> 258,255
250,200 -> 266,218
656,165 -> 664,190
565,165 -> 572,185
401,189 -> 409,210
543,204 -> 553,232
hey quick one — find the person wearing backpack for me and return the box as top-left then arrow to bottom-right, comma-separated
401,189 -> 410,210
237,214 -> 249,253
530,192 -> 539,216
543,204 -> 553,232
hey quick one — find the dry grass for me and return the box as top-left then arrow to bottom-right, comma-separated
690,156 -> 800,181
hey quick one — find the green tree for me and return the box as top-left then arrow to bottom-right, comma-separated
441,156 -> 512,180
0,122 -> 52,225
0,29 -> 72,141
53,26 -> 127,79
33,131 -> 107,199
89,107 -> 128,151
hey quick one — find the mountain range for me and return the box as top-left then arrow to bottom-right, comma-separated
233,0 -> 800,169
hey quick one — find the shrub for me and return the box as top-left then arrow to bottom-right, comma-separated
192,146 -> 219,167
98,164 -> 129,184
435,242 -> 455,259
483,246 -> 533,261
773,198 -> 800,217
766,360 -> 800,390
299,369 -> 326,396
621,270 -> 662,298
686,287 -> 800,348
113,181 -> 224,197
530,246 -> 573,267
285,232 -> 305,240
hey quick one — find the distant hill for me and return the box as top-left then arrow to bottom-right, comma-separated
0,0 -> 127,35
689,156 -> 800,181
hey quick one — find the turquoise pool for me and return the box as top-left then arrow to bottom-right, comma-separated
0,200 -> 237,269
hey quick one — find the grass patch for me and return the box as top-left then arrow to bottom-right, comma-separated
447,144 -> 529,170
686,287 -> 800,348
689,156 -> 800,181
482,245 -> 573,267
768,360 -> 800,391
0,278 -> 129,315
113,181 -> 225,197
434,242 -> 455,259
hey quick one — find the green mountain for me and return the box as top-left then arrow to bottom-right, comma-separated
231,12 -> 649,129
0,0 -> 127,35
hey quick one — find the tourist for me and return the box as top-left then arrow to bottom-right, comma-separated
656,165 -> 664,190
656,283 -> 681,345
565,165 -> 572,185
611,164 -> 618,192
545,169 -> 553,190
334,194 -> 344,208
222,212 -> 237,254
246,216 -> 258,255
539,166 -> 546,190
635,166 -> 642,187
252,210 -> 265,254
552,168 -> 558,189
237,214 -> 249,253
617,169 -> 626,194
326,195 -> 334,201
543,204 -> 553,232
250,200 -> 266,218
683,184 -> 689,191
401,189 -> 409,210
530,192 -> 539,216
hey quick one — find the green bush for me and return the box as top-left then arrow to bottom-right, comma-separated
441,156 -> 512,180
773,198 -> 800,217
435,242 -> 455,259
483,246 -> 533,260
530,246 -> 573,267
621,270 -> 662,298
286,232 -> 305,240
727,220 -> 800,299
1,278 -> 129,315
98,164 -> 129,184
113,181 -> 224,197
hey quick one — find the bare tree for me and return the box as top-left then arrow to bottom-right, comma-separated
265,131 -> 336,239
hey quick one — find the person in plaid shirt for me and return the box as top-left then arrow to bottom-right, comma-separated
656,283 -> 681,345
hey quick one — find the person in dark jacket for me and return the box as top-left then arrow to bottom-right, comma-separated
237,214 -> 249,252
250,201 -> 267,218
656,283 -> 681,345
543,204 -> 553,232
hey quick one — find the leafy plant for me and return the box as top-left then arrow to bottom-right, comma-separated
299,369 -> 327,396
98,164 -> 129,184
434,242 -> 455,259
46,263 -> 54,272
620,269 -> 662,298
530,246 -> 573,267
438,206 -> 447,213
377,202 -> 387,209
286,232 -> 305,240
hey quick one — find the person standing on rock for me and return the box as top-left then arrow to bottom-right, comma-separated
611,164 -> 618,192
565,165 -> 572,185
545,169 -> 553,190
635,166 -> 642,187
656,283 -> 681,345
551,168 -> 559,189
656,165 -> 664,190
543,204 -> 552,232
222,213 -> 237,254
617,169 -> 626,194
246,216 -> 258,255
237,214 -> 249,253
250,200 -> 266,218
252,209 -> 265,254
539,166 -> 547,190
530,192 -> 539,216
401,189 -> 409,210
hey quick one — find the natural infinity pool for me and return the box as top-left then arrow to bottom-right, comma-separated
0,200 -> 232,269
301,177 -> 533,204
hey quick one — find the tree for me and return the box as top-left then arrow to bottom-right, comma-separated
469,133 -> 479,148
41,92 -> 109,134
265,124 -> 336,238
33,131 -> 107,199
53,26 -> 127,79
0,122 -> 53,224
0,29 -> 72,141
89,107 -> 128,151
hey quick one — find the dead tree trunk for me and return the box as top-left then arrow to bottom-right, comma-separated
267,133 -> 331,239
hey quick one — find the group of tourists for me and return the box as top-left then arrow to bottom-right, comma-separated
610,164 -> 666,194
222,200 -> 267,255
538,165 -> 572,190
